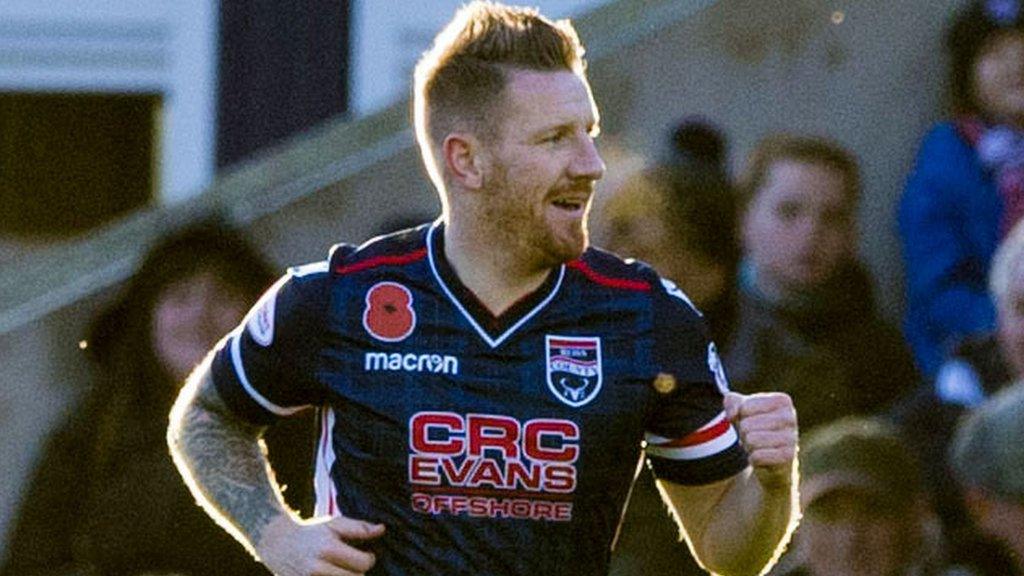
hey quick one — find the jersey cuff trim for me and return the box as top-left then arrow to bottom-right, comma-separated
645,412 -> 738,460
649,443 -> 749,486
230,332 -> 308,416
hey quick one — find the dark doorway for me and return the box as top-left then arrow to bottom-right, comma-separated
217,0 -> 351,168
0,92 -> 158,239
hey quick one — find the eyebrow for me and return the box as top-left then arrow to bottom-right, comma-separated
534,119 -> 600,138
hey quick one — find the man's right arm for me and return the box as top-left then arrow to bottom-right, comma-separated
167,358 -> 384,576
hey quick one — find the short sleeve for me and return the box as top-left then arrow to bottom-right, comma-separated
210,261 -> 332,425
643,278 -> 748,485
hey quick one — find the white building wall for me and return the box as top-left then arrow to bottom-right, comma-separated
350,0 -> 614,115
0,0 -> 217,204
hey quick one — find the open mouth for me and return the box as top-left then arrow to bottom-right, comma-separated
551,199 -> 585,212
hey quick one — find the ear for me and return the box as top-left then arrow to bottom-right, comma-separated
442,133 -> 485,190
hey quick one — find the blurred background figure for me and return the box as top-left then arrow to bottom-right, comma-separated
664,115 -> 731,184
896,217 -> 1024,575
599,118 -> 738,576
899,0 -> 1024,378
726,134 -> 918,431
950,382 -> 1024,576
1,218 -> 313,576
597,117 -> 740,344
775,417 -> 948,576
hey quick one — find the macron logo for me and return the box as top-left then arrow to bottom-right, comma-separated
364,352 -> 459,375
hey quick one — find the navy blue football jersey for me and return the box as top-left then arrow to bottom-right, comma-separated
211,221 -> 747,575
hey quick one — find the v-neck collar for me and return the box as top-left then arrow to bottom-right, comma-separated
426,221 -> 565,348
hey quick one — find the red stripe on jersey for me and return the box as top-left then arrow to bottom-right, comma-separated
549,339 -> 597,348
335,248 -> 428,275
566,260 -> 651,291
655,418 -> 731,448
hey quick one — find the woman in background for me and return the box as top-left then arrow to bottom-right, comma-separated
1,218 -> 313,576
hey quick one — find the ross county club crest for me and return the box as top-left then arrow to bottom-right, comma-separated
546,335 -> 603,408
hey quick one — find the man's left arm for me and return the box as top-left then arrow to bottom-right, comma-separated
659,392 -> 800,576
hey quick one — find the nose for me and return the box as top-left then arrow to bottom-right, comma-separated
570,135 -> 606,182
797,211 -> 830,241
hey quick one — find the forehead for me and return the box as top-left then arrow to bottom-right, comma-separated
758,159 -> 849,203
979,29 -> 1024,57
159,268 -> 240,297
500,69 -> 598,132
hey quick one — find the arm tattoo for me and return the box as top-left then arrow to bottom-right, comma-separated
168,362 -> 287,550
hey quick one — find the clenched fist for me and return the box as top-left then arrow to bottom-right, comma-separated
724,392 -> 798,489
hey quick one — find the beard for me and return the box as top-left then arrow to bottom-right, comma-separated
482,165 -> 590,270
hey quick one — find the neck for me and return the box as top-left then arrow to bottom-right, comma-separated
443,218 -> 553,316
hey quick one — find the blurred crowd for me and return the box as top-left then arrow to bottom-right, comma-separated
4,0 -> 1024,575
603,2 -> 1024,574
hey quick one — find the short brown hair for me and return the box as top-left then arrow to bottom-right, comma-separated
413,1 -> 587,189
739,134 -> 861,209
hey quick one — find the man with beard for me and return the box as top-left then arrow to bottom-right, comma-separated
167,3 -> 799,575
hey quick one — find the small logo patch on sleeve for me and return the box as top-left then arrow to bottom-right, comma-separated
707,342 -> 730,394
659,278 -> 701,316
246,285 -> 278,347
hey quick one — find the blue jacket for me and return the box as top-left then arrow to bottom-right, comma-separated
899,121 -> 1000,377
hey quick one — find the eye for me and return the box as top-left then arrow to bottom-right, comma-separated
775,200 -> 802,222
540,130 -> 568,144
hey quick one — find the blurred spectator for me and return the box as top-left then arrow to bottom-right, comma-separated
895,218 -> 1024,575
664,115 -> 731,183
599,170 -> 739,344
950,382 -> 1024,575
598,118 -> 740,343
989,217 -> 1024,380
898,0 -> 1024,378
600,119 -> 738,576
1,218 -> 314,576
725,134 -> 918,431
775,417 -> 949,576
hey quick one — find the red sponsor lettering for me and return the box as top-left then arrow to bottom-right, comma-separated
467,415 -> 520,459
408,412 -> 581,520
410,413 -> 579,461
408,455 -> 441,484
524,420 -> 579,463
411,492 -> 574,522
410,412 -> 464,454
